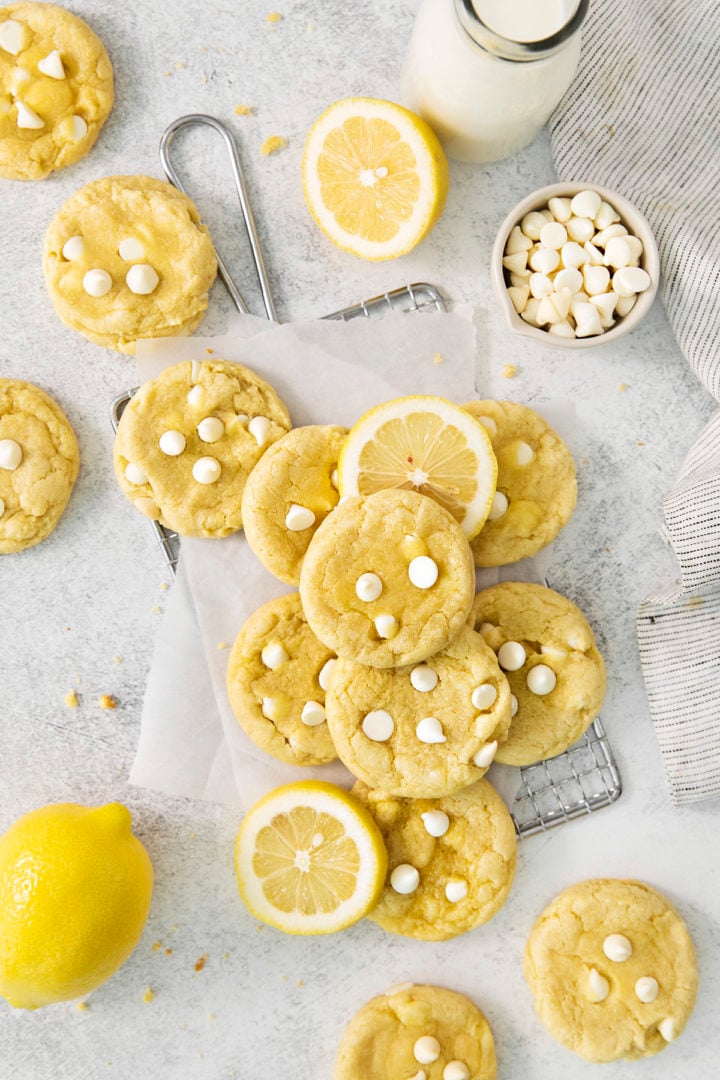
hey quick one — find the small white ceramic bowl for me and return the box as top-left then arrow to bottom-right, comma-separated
491,182 -> 660,349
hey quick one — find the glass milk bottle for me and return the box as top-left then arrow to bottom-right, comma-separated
402,0 -> 589,163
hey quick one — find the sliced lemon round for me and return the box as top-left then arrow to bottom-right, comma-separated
337,395 -> 498,539
302,96 -> 449,261
235,781 -> 388,935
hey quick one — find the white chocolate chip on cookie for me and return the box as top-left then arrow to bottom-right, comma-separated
498,641 -> 526,671
471,684 -> 497,710
603,933 -> 632,962
488,491 -> 508,520
356,572 -> 383,602
416,717 -> 446,744
587,968 -> 610,1003
411,665 -> 438,692
261,641 -> 289,670
0,438 -> 22,471
301,701 -> 326,727
285,504 -> 316,532
635,977 -> 659,1004
197,416 -> 224,443
472,740 -> 498,768
126,264 -> 160,295
118,238 -> 146,262
374,614 -> 397,639
526,664 -> 557,696
362,710 -> 394,742
124,462 -> 147,485
158,430 -> 186,457
62,236 -> 84,261
0,19 -> 29,55
391,864 -> 420,895
37,50 -> 65,79
192,457 -> 221,484
443,1063 -> 470,1080
421,810 -> 449,837
318,658 -> 337,691
408,555 -> 439,589
248,416 -> 271,446
82,268 -> 112,297
414,1036 -> 441,1065
445,879 -> 468,903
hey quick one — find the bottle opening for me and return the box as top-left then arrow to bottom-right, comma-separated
457,0 -> 589,60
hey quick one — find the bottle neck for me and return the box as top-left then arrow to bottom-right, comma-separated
453,0 -> 589,62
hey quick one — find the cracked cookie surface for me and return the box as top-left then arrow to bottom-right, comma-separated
353,779 -> 516,940
226,592 -> 337,766
0,377 -> 78,553
325,625 -> 511,797
524,878 -> 698,1062
470,582 -> 605,766
0,3 -> 113,180
300,488 -> 475,668
113,358 -> 291,538
43,175 -> 217,352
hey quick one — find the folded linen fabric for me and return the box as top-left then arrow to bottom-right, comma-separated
550,0 -> 720,802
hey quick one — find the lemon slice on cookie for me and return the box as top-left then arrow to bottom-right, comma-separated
337,395 -> 498,539
235,781 -> 387,935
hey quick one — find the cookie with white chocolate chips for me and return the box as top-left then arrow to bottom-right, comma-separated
524,879 -> 698,1062
335,983 -> 497,1080
300,488 -> 475,668
226,592 -> 338,767
353,779 -> 516,941
325,625 -> 511,797
463,400 -> 576,567
0,3 -> 113,180
470,582 -> 605,767
113,358 -> 291,538
43,175 -> 217,352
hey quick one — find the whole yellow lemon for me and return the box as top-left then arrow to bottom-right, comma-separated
0,802 -> 153,1009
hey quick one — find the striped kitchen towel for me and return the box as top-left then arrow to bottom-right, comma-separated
550,0 -> 720,803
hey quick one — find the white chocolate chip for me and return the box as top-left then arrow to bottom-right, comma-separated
583,240 -> 605,265
62,236 -> 84,261
0,19 -> 28,55
520,297 -> 542,325
590,292 -> 618,327
197,416 -> 224,443
488,491 -> 508,521
477,415 -> 497,437
549,321 -> 576,338
445,879 -> 468,903
625,235 -> 644,263
471,684 -> 497,710
0,497 -> 4,518
604,236 -> 632,269
511,694 -> 519,717
658,1018 -> 676,1043
187,385 -> 203,406
82,268 -> 112,297
15,100 -> 43,128
526,664 -> 557,696
540,220 -> 567,249
603,933 -> 632,962
362,709 -> 394,741
573,302 -> 603,337
38,50 -> 65,79
159,430 -> 186,456
507,284 -> 530,314
473,740 -> 498,768
541,643 -> 568,661
505,225 -> 533,254
408,555 -> 438,590
529,247 -> 560,274
478,622 -> 495,642
301,701 -> 326,727
9,66 -> 30,92
390,864 -> 420,895
615,293 -> 637,317
583,264 -> 611,296
69,115 -> 87,141
566,216 -> 595,243
587,968 -> 610,1003
509,271 -> 531,289
570,190 -> 602,219
560,241 -> 589,269
553,267 -> 583,293
410,666 -> 438,693
498,641 -> 526,671
593,223 -> 627,247
261,697 -> 278,720
248,416 -> 271,446
285,503 -> 316,531
416,717 -> 446,744
190,360 -> 203,381
529,272 -> 554,299
0,439 -> 22,471
192,456 -> 221,484
594,200 -> 621,230
126,264 -> 160,295
118,238 -> 146,262
413,1035 -> 441,1065
421,810 -> 449,837
613,266 -> 651,297
635,976 -> 659,1004
566,631 -> 589,650
548,196 -> 572,223
355,572 -> 383,602
502,252 -> 528,275
407,1072 -> 426,1080
124,462 -> 147,485
261,641 -> 289,670
318,658 -> 336,691
330,468 -> 339,489
443,1063 -> 471,1080
520,211 -> 547,241
514,440 -> 535,466
374,614 -> 397,639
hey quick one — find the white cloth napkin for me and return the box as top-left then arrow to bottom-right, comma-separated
551,0 -> 720,802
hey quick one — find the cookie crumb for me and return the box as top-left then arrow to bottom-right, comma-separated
76,1001 -> 88,1012
501,363 -> 517,379
636,440 -> 646,447
222,952 -> 229,961
165,947 -> 173,956
266,12 -> 283,23
162,71 -> 172,77
152,941 -> 163,953
208,1013 -> 216,1021
143,987 -> 154,1003
160,582 -> 169,591
261,135 -> 287,156
113,655 -> 122,665
194,954 -> 207,972
205,347 -> 215,354
280,974 -> 287,982
64,689 -> 78,708
234,104 -> 254,116
433,352 -> 444,365
618,382 -> 628,392
217,641 -> 229,650
297,979 -> 304,988
99,694 -> 116,710
174,61 -> 186,70
151,606 -> 162,615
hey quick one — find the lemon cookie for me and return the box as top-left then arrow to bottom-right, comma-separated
463,400 -> 577,567
353,779 -> 516,941
524,879 -> 698,1062
227,593 -> 337,767
335,983 -> 497,1080
470,582 -> 606,766
0,3 -> 113,180
242,425 -> 347,585
325,625 -> 511,797
300,489 -> 475,668
43,175 -> 217,352
113,358 -> 291,538
0,377 -> 78,553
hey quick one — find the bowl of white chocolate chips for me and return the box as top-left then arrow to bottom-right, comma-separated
491,183 -> 660,347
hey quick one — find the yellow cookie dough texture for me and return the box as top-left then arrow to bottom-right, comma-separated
326,625 -> 512,797
300,488 -> 476,668
524,878 -> 698,1062
470,582 -> 606,766
43,175 -> 218,352
0,3 -> 113,180
226,592 -> 337,767
113,358 -> 291,538
335,984 -> 497,1080
463,400 -> 577,567
242,424 -> 347,585
353,780 -> 516,941
0,377 -> 78,553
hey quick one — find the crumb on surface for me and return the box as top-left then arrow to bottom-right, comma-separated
160,582 -> 169,591
165,947 -> 173,956
261,135 -> 287,156
636,440 -> 646,446
76,1001 -> 88,1012
205,347 -> 214,354
234,104 -> 253,116
64,690 -> 78,708
266,12 -> 283,23
113,655 -> 122,665
217,641 -> 229,650
222,952 -> 229,961
433,352 -> 444,365
618,382 -> 628,392
143,987 -> 154,1003
175,61 -> 186,70
297,979 -> 304,988
208,1013 -> 216,1021
163,71 -> 172,77
502,363 -> 517,379
151,606 -> 162,615
99,694 -> 116,710
194,954 -> 207,972
280,974 -> 287,982
152,941 -> 162,953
